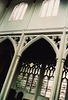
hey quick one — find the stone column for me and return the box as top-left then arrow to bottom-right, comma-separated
0,32 -> 24,100
3,54 -> 21,100
1,2 -> 36,100
49,28 -> 66,100
55,59 -> 65,100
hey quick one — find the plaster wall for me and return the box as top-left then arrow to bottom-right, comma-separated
0,0 -> 8,20
28,0 -> 68,29
0,0 -> 68,32
0,0 -> 34,32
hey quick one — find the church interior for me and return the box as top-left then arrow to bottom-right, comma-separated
0,0 -> 68,100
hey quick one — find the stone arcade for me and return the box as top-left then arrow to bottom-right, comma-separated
0,0 -> 68,100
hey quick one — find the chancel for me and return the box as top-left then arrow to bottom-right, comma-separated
0,0 -> 68,100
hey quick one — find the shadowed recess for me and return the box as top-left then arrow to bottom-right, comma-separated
0,39 -> 14,92
21,38 -> 56,65
65,55 -> 68,66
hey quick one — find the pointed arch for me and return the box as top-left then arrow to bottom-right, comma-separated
20,35 -> 58,58
14,35 -> 57,100
0,36 -> 16,51
0,36 -> 16,92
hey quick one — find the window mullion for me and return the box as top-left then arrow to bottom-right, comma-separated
34,63 -> 45,100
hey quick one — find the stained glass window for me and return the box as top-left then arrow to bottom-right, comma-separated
15,62 -> 42,94
46,77 -> 53,98
40,64 -> 55,98
31,75 -> 39,93
59,66 -> 68,100
40,76 -> 48,96
26,74 -> 33,92
9,3 -> 28,21
59,79 -> 67,100
40,0 -> 60,17
15,63 -> 56,98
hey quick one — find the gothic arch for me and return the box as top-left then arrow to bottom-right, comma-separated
0,36 -> 16,51
13,35 -> 57,100
0,36 -> 15,92
20,35 -> 58,58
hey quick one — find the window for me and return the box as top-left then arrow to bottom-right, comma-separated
15,63 -> 55,98
31,75 -> 39,93
9,3 -> 28,21
59,66 -> 68,100
46,77 -> 53,98
40,65 -> 55,98
40,0 -> 60,17
40,76 -> 48,96
59,79 -> 67,100
15,62 -> 42,93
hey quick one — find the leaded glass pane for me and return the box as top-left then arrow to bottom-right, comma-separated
31,75 -> 39,93
26,74 -> 33,92
46,77 -> 53,98
40,77 -> 48,96
21,73 -> 27,87
59,79 -> 67,100
40,64 -> 55,98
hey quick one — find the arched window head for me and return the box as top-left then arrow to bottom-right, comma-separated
40,0 -> 60,17
9,3 -> 28,21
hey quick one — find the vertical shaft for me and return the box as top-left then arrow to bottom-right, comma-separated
49,28 -> 66,100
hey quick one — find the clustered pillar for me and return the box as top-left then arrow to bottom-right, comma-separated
49,28 -> 66,100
